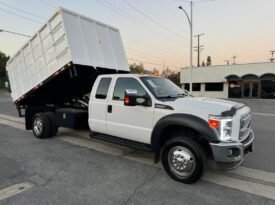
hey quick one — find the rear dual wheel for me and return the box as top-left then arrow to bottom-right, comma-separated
45,112 -> 59,136
32,112 -> 58,139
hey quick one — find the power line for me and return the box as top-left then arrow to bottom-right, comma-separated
0,7 -> 42,24
35,0 -> 189,68
175,0 -> 191,3
0,0 -> 186,69
127,53 -> 181,69
0,28 -> 30,37
155,0 -> 184,22
123,36 -> 181,56
37,0 -> 57,9
95,0 -> 186,68
96,0 -> 187,67
194,0 -> 216,3
0,1 -> 46,20
125,46 -> 183,62
133,0 -> 189,40
97,0 -> 185,44
102,0 -> 180,42
126,50 -> 182,67
128,58 -> 182,69
176,0 -> 215,3
124,0 -> 189,42
126,48 -> 162,60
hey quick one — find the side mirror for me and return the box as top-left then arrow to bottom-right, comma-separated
183,89 -> 193,97
183,90 -> 189,96
124,89 -> 138,106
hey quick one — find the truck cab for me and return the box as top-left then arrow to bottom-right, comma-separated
88,74 -> 254,183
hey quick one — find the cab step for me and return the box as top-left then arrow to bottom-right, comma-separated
89,132 -> 152,152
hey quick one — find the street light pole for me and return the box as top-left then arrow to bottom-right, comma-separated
179,1 -> 193,94
190,1 -> 193,94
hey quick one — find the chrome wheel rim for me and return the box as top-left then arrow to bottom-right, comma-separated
168,146 -> 196,178
33,117 -> 43,135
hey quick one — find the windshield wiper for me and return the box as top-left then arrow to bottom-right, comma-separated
157,95 -> 178,99
177,93 -> 186,97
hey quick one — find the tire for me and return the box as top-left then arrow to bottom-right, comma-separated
45,112 -> 59,136
32,113 -> 52,139
161,136 -> 206,184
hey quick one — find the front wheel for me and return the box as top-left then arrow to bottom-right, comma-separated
161,137 -> 206,184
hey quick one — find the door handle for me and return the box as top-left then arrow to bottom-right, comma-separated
107,105 -> 112,113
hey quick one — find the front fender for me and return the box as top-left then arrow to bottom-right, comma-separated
151,114 -> 218,162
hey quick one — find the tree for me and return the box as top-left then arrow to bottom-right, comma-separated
206,56 -> 212,66
201,61 -> 206,67
129,63 -> 144,74
0,51 -> 10,88
152,68 -> 160,76
161,67 -> 173,77
166,71 -> 180,87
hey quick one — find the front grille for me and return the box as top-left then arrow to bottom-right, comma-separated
239,113 -> 251,140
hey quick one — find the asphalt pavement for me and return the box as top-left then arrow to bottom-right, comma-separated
0,93 -> 275,205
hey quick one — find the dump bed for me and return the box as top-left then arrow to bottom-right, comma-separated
6,7 -> 129,105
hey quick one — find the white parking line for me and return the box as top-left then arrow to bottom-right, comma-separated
0,182 -> 33,201
203,172 -> 275,200
252,112 -> 275,117
0,118 -> 24,130
0,114 -> 24,123
228,166 -> 275,184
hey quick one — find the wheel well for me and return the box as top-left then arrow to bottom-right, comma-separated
25,106 -> 54,130
159,125 -> 212,157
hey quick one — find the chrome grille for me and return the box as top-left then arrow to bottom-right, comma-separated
239,113 -> 251,140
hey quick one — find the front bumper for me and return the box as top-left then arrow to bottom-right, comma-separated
209,129 -> 254,170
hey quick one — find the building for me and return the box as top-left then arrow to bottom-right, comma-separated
180,62 -> 275,99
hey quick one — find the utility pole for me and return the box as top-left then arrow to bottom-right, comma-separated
224,60 -> 230,65
194,33 -> 204,67
232,56 -> 237,65
162,59 -> 165,76
269,51 -> 275,62
178,1 -> 193,94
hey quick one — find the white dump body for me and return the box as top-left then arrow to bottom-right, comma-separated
6,7 -> 129,102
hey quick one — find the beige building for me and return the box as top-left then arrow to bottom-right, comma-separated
180,62 -> 275,99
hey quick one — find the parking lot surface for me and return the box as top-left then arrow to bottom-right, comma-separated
0,93 -> 275,205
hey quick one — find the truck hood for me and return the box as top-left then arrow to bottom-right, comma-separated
165,97 -> 242,116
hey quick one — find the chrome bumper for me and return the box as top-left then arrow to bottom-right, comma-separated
209,130 -> 254,170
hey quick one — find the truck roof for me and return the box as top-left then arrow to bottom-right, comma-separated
98,74 -> 162,78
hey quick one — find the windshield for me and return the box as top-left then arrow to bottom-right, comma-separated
140,76 -> 185,99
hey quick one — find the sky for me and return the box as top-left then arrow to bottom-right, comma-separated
0,0 -> 274,72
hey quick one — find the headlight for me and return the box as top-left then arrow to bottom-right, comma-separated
209,115 -> 233,141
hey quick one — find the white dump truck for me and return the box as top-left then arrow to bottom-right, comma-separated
7,8 -> 254,183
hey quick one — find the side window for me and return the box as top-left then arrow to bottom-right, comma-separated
113,78 -> 146,101
95,78 -> 112,99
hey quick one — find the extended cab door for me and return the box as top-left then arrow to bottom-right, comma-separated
106,77 -> 154,144
89,77 -> 112,134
